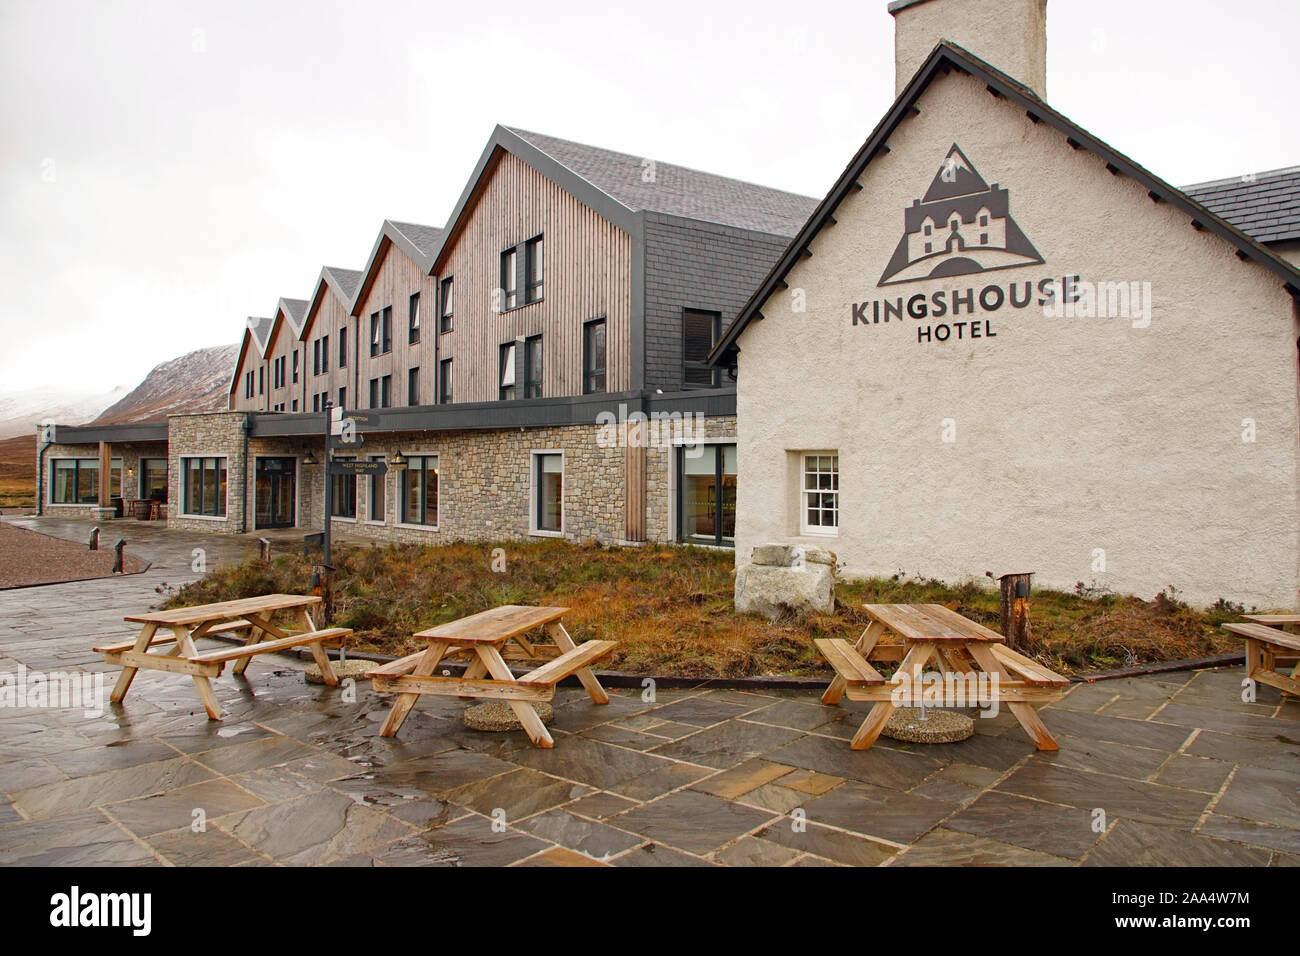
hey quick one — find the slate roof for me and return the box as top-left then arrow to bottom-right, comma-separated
322,266 -> 362,301
247,316 -> 274,354
1184,167 -> 1300,244
387,221 -> 445,258
507,127 -> 818,237
279,297 -> 310,333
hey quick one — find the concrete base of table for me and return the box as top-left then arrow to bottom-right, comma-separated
882,707 -> 974,743
464,699 -> 556,732
305,659 -> 373,684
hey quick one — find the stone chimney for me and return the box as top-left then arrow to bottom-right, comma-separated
890,0 -> 1048,99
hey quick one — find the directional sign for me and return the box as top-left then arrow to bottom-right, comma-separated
328,459 -> 387,476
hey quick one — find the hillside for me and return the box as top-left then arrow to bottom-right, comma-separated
0,435 -> 35,509
0,386 -> 129,440
93,344 -> 239,424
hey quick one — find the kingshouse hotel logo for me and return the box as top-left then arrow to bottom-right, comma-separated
879,144 -> 1044,286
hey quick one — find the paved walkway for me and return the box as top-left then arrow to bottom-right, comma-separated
0,515 -> 1297,866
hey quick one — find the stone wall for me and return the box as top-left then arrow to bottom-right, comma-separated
645,415 -> 737,543
167,413 -> 249,534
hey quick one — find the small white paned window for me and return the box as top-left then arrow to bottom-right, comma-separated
801,454 -> 839,535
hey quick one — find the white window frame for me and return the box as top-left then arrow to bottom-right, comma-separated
395,452 -> 440,531
800,452 -> 839,537
528,449 -> 564,537
179,455 -> 229,521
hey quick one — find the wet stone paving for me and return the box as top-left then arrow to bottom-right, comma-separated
0,515 -> 1298,866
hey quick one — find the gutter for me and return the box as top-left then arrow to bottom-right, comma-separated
240,416 -> 251,533
35,426 -> 52,516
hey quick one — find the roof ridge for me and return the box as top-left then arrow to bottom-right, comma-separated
1184,166 -> 1300,192
505,125 -> 818,202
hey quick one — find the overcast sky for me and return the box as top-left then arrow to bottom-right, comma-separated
1,0 -> 1297,395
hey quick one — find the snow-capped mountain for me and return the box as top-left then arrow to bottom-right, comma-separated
0,386 -> 131,439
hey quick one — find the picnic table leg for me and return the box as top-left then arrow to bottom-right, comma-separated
544,621 -> 609,705
850,641 -> 935,751
307,640 -> 339,686
823,620 -> 885,705
172,626 -> 223,721
964,642 -> 1059,751
379,642 -> 446,738
232,625 -> 266,677
476,645 -> 554,748
110,622 -> 157,704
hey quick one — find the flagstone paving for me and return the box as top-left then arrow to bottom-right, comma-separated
1,513 -> 1298,866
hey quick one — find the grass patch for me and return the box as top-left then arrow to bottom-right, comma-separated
159,539 -> 1255,679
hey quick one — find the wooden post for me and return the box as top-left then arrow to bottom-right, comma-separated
259,537 -> 271,562
89,527 -> 99,551
997,572 -> 1033,651
112,540 -> 125,574
98,441 -> 111,510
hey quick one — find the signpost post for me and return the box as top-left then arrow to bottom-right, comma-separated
317,406 -> 379,624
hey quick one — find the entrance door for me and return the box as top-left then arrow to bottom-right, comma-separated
255,457 -> 296,529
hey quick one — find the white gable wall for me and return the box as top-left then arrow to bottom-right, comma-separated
735,69 -> 1300,608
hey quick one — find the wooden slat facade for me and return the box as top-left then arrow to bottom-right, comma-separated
434,150 -> 632,403
304,277 -> 365,410
352,242 -> 439,408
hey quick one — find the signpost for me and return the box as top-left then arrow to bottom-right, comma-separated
318,406 -> 381,624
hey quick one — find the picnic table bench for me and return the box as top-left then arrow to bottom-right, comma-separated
816,603 -> 1069,751
95,594 -> 351,720
1223,615 -> 1300,699
367,604 -> 616,748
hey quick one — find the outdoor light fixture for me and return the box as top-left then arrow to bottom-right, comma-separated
302,449 -> 318,466
389,450 -> 408,471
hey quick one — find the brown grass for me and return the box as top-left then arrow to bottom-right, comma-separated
158,539 -> 1257,678
0,435 -> 35,510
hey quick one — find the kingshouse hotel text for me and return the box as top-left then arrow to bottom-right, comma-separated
37,0 -> 1300,609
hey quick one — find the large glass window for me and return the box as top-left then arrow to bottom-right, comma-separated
678,444 -> 737,546
52,457 -> 123,504
400,455 -> 439,526
583,318 -> 606,394
182,457 -> 227,517
533,453 -> 563,534
683,309 -> 721,387
368,455 -> 386,522
330,456 -> 356,518
140,458 -> 168,501
801,454 -> 839,535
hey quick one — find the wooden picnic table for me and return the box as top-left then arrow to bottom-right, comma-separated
816,603 -> 1068,752
367,604 -> 616,748
95,594 -> 350,720
1224,616 -> 1300,700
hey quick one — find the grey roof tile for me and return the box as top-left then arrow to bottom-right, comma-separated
388,221 -> 445,257
507,127 -> 818,237
1184,166 -> 1300,244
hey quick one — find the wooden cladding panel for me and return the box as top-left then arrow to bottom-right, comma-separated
437,151 -> 632,403
353,242 -> 439,408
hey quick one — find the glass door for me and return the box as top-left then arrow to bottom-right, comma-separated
254,457 -> 296,529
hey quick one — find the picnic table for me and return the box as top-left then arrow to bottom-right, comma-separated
1223,614 -> 1300,700
367,605 -> 616,748
815,603 -> 1068,752
95,594 -> 351,720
